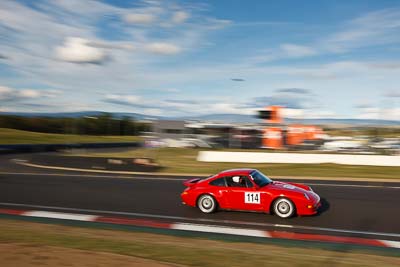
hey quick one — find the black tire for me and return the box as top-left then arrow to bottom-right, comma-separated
197,194 -> 217,213
273,198 -> 295,218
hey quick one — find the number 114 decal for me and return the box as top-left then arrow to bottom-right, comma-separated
244,192 -> 260,204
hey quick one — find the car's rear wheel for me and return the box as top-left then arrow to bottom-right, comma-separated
197,194 -> 217,213
273,198 -> 295,218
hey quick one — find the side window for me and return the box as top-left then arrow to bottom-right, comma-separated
243,176 -> 254,188
226,176 -> 253,188
209,177 -> 227,187
226,176 -> 236,187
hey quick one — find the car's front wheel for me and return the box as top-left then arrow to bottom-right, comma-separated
273,198 -> 295,218
197,194 -> 217,213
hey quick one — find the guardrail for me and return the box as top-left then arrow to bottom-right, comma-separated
197,151 -> 400,167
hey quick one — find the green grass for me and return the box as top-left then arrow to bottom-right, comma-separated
0,219 -> 399,267
71,147 -> 400,179
0,128 -> 142,144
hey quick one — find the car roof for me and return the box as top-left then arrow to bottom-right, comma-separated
217,168 -> 257,176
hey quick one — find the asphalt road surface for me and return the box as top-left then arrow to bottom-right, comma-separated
0,153 -> 399,241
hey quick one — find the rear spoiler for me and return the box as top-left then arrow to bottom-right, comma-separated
183,178 -> 201,187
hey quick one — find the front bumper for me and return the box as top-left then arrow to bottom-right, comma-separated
301,200 -> 321,215
299,191 -> 321,216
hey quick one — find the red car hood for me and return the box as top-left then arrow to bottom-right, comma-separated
265,181 -> 311,193
265,181 -> 320,203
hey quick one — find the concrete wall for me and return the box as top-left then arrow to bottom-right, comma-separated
197,151 -> 400,167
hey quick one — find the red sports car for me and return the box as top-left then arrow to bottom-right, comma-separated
181,169 -> 321,218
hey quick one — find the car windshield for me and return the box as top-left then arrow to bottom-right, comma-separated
250,170 -> 272,187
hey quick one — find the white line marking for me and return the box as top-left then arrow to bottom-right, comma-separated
1,171 -> 399,188
172,223 -> 269,237
13,160 -> 400,184
379,240 -> 400,249
7,207 -> 400,248
1,202 -> 399,239
11,159 -> 27,163
0,172 -> 184,181
273,224 -> 294,228
23,211 -> 98,221
15,161 -> 192,177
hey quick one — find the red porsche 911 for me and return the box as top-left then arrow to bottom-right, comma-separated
181,169 -> 321,218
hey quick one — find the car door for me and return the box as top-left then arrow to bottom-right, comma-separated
207,176 -> 230,208
225,175 -> 264,211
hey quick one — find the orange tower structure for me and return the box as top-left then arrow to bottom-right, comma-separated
258,106 -> 324,149
258,106 -> 284,149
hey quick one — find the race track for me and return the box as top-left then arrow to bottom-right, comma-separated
0,153 -> 399,241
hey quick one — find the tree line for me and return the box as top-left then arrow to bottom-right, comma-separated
0,113 -> 150,135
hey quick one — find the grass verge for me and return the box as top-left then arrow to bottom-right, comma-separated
0,128 -> 141,144
0,219 -> 399,267
71,147 -> 400,179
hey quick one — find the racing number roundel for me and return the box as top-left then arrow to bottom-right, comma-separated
245,192 -> 260,204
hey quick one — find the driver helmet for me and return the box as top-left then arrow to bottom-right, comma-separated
232,176 -> 240,183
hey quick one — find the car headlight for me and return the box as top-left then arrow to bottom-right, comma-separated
303,193 -> 310,200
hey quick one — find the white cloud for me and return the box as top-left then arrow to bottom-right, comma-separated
356,107 -> 380,120
307,110 -> 339,119
55,37 -> 108,64
252,88 -> 316,109
165,88 -> 180,93
281,108 -> 339,119
355,106 -> 400,120
208,103 -> 255,115
248,44 -> 318,64
0,86 -> 13,101
172,11 -> 189,23
104,94 -> 142,105
41,90 -> 62,98
384,91 -> 400,98
18,89 -> 40,98
0,0 -> 231,94
145,42 -> 181,55
103,93 -> 257,116
3,0 -> 398,120
124,13 -> 156,24
0,86 -> 61,102
104,94 -> 193,111
381,108 -> 400,120
324,8 -> 400,52
281,108 -> 304,119
280,44 -> 317,58
251,8 -> 400,63
144,108 -> 163,116
89,41 -> 134,50
368,62 -> 400,70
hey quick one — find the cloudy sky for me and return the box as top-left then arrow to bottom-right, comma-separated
0,0 -> 400,120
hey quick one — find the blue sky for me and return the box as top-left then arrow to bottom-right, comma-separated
0,0 -> 400,120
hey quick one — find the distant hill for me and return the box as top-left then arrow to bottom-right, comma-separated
0,111 -> 160,121
177,113 -> 259,123
1,111 -> 399,126
0,111 -> 103,118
